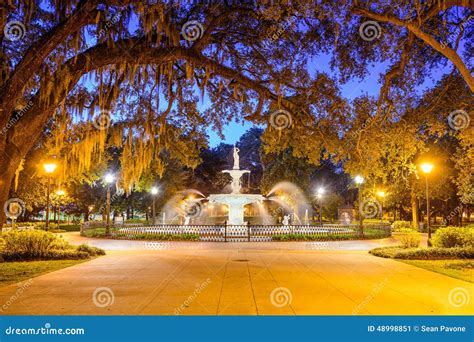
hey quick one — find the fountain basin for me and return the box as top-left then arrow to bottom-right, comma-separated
208,194 -> 264,225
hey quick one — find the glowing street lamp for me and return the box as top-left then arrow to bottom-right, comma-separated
420,162 -> 434,241
420,163 -> 433,174
43,162 -> 57,229
151,186 -> 159,224
316,187 -> 325,226
104,173 -> 115,236
354,175 -> 364,185
43,163 -> 57,173
376,191 -> 386,222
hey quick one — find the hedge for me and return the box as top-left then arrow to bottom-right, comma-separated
369,246 -> 474,260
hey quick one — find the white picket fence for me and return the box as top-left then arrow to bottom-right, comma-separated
81,222 -> 391,242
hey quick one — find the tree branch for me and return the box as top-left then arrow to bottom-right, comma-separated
352,6 -> 474,92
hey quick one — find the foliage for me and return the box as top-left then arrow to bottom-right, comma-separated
76,244 -> 106,256
395,229 -> 421,248
432,227 -> 474,248
82,228 -> 106,238
82,227 -> 199,241
114,233 -> 200,241
369,246 -> 474,260
0,1 -> 472,228
272,228 -> 390,241
391,221 -> 412,232
58,224 -> 81,232
0,230 -> 105,261
124,218 -> 149,223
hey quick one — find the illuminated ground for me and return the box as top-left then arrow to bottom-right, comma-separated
0,233 -> 471,315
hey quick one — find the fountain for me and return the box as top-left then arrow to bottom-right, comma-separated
208,146 -> 264,225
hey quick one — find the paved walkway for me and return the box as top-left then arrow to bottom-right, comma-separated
0,233 -> 471,315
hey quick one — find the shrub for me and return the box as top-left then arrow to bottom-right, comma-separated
125,218 -> 149,223
432,227 -> 474,248
114,232 -> 200,241
83,228 -> 106,238
59,224 -> 81,232
369,246 -> 474,260
391,221 -> 412,232
77,243 -> 106,256
43,250 -> 90,260
395,228 -> 421,248
1,230 -> 105,261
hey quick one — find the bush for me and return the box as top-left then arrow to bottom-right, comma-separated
114,232 -> 200,241
59,224 -> 81,232
83,228 -> 106,238
395,228 -> 421,248
0,230 -> 105,261
43,250 -> 90,260
77,243 -> 106,256
432,227 -> 474,248
369,246 -> 474,260
125,218 -> 149,223
391,221 -> 412,232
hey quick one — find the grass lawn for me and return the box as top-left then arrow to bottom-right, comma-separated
400,259 -> 473,283
0,259 -> 89,286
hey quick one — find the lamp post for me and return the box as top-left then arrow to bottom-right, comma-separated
355,175 -> 364,235
56,189 -> 65,226
104,173 -> 114,236
376,191 -> 385,223
420,163 -> 434,242
316,187 -> 325,226
151,187 -> 158,224
88,205 -> 94,221
43,163 -> 57,229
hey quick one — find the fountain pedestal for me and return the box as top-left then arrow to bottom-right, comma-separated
208,194 -> 264,225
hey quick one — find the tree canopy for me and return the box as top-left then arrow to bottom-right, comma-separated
0,0 -> 472,224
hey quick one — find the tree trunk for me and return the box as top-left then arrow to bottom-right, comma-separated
0,144 -> 22,229
411,190 -> 419,230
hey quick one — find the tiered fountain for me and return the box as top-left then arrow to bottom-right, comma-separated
208,146 -> 264,225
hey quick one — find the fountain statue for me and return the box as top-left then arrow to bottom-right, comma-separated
233,146 -> 240,170
208,146 -> 264,225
